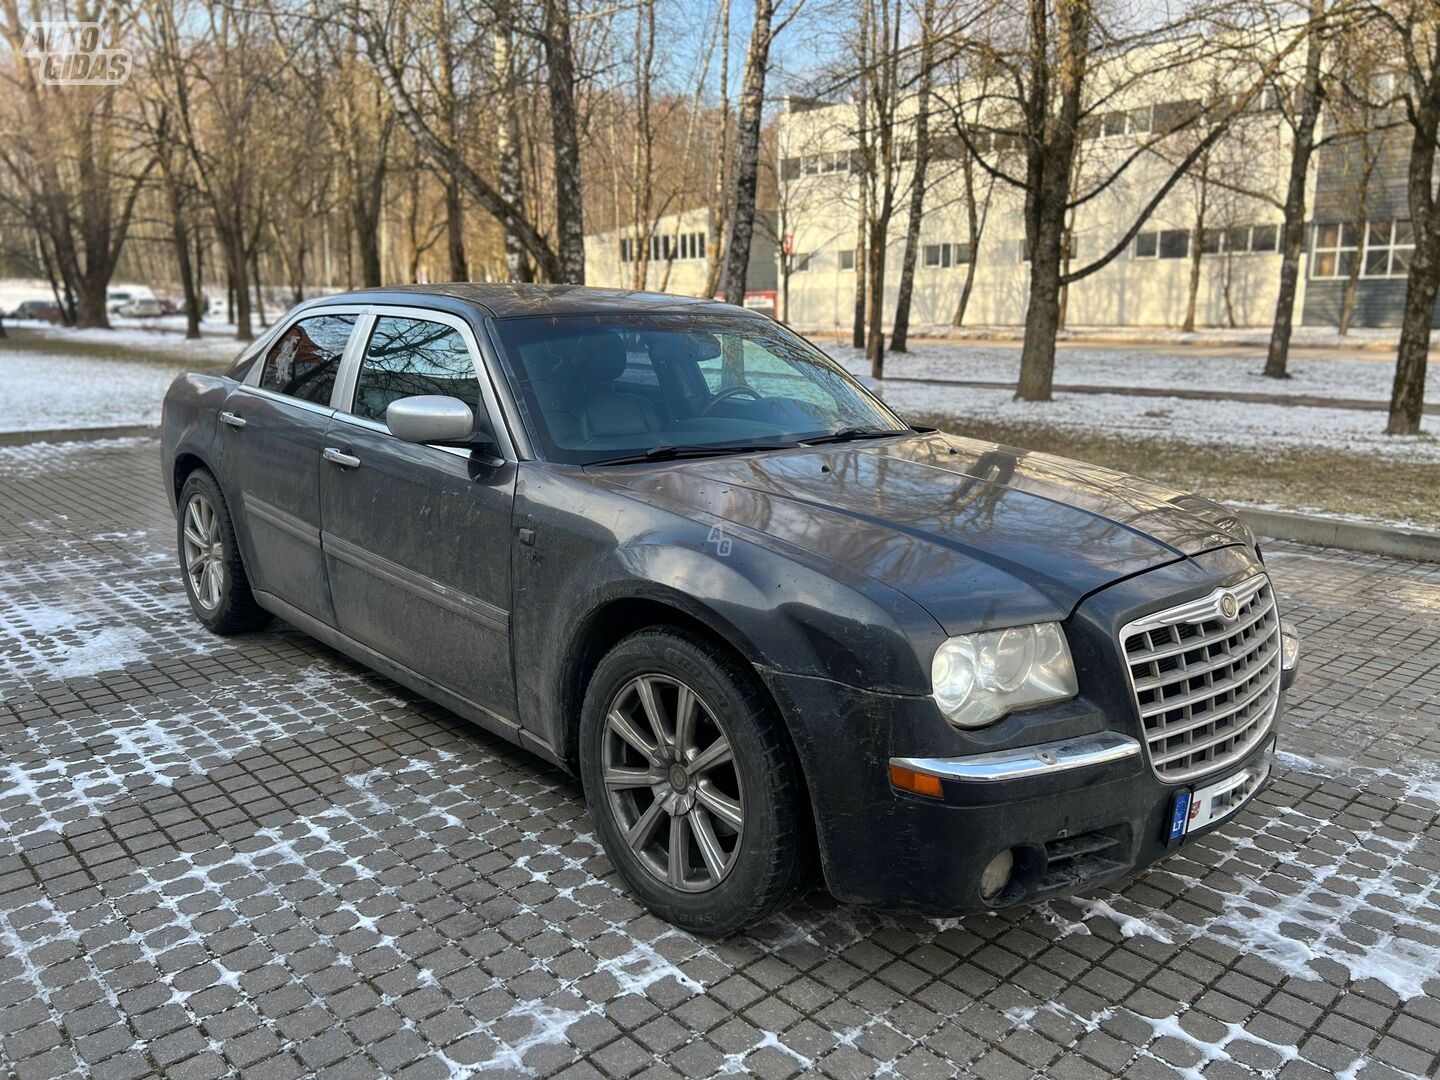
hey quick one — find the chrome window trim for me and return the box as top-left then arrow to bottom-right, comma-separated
233,383 -> 337,420
892,731 -> 1141,784
331,304 -> 519,463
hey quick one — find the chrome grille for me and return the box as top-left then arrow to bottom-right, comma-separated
1120,574 -> 1281,783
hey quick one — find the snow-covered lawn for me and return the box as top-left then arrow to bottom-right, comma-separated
825,344 -> 1440,463
0,351 -> 190,432
6,316 -> 247,363
824,340 -> 1435,404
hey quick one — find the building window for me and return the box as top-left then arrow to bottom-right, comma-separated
1159,229 -> 1189,258
923,242 -> 971,268
1312,220 -> 1414,279
620,238 -> 631,263
839,248 -> 856,271
799,150 -> 852,176
791,253 -> 811,272
1134,230 -> 1189,259
1310,223 -> 1358,278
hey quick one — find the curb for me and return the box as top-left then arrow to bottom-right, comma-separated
1240,508 -> 1440,563
0,424 -> 159,448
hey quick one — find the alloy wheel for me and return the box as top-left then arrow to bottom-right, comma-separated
601,673 -> 746,892
182,493 -> 224,610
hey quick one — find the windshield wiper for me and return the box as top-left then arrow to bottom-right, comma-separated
586,441 -> 799,467
801,426 -> 905,446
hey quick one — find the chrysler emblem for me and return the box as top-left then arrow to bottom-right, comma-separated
1217,592 -> 1240,621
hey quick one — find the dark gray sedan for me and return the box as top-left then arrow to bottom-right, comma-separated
161,285 -> 1298,934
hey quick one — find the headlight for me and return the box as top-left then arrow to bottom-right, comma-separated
931,623 -> 1078,728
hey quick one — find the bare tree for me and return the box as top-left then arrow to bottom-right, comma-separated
890,0 -> 937,353
1377,1 -> 1440,435
723,0 -> 801,304
945,0 -> 1314,400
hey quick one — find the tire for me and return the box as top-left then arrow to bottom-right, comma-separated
177,468 -> 271,635
579,627 -> 816,935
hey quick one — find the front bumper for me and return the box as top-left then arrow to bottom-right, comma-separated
758,549 -> 1297,915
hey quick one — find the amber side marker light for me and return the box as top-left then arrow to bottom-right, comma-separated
889,763 -> 944,799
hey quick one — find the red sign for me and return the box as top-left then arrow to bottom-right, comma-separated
782,233 -> 794,255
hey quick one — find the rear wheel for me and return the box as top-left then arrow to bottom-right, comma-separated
579,627 -> 815,935
177,469 -> 270,635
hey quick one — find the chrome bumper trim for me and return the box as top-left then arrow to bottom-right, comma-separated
891,731 -> 1142,785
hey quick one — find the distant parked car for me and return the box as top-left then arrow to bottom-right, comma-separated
107,285 -> 157,313
9,300 -> 63,324
117,298 -> 165,318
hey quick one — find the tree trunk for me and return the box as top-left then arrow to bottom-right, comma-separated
170,183 -> 201,339
852,182 -> 867,349
1264,5 -> 1324,378
1014,0 -> 1088,401
1337,212 -> 1364,335
890,0 -> 935,354
866,219 -> 887,377
445,182 -> 468,281
544,0 -> 585,283
1388,76 -> 1440,436
1387,252 -> 1437,434
952,155 -> 983,327
1016,212 -> 1065,401
354,200 -> 381,288
1182,176 -> 1207,333
722,0 -> 774,305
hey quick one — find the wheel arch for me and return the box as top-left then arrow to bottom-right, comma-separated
556,592 -> 821,878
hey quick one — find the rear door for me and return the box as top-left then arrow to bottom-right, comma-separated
318,310 -> 520,726
218,310 -> 359,624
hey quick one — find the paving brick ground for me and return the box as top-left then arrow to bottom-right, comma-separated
2,436 -> 1438,1080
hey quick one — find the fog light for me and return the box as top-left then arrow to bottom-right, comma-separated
979,849 -> 1015,901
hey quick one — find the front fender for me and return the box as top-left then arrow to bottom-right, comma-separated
512,465 -> 947,761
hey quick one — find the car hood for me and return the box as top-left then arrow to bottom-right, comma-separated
591,431 -> 1250,634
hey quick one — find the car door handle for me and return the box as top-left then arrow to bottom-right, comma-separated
219,411 -> 247,429
322,447 -> 361,469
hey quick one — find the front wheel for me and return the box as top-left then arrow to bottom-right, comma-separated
579,628 -> 815,935
177,469 -> 271,635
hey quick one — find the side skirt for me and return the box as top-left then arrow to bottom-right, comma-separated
253,589 -> 567,771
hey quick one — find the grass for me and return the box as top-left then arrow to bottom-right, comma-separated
909,411 -> 1440,531
0,325 -> 235,368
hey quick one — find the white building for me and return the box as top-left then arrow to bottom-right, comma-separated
583,208 -> 781,316
775,48 -> 1312,333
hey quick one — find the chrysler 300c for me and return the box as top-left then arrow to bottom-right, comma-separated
161,285 -> 1299,935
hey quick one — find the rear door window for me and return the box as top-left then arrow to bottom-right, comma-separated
259,314 -> 356,404
351,316 -> 483,424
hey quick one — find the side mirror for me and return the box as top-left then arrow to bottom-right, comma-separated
386,395 -> 477,445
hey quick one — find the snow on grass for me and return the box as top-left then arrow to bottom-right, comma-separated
0,349 -> 188,431
864,376 -> 1440,462
23,317 -> 249,361
825,340 -> 1435,405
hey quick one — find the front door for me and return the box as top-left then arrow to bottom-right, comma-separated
220,312 -> 357,624
318,313 -> 518,724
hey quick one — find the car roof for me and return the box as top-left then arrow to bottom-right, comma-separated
302,283 -> 750,321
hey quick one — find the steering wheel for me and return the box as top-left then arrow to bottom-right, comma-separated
700,384 -> 764,416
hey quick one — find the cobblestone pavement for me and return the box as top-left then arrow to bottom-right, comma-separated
2,437 -> 1439,1080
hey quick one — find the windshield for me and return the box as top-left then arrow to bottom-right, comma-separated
490,312 -> 908,465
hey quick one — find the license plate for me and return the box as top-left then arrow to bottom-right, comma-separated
1166,747 -> 1272,842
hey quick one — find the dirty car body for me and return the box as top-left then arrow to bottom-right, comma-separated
161,285 -> 1298,931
